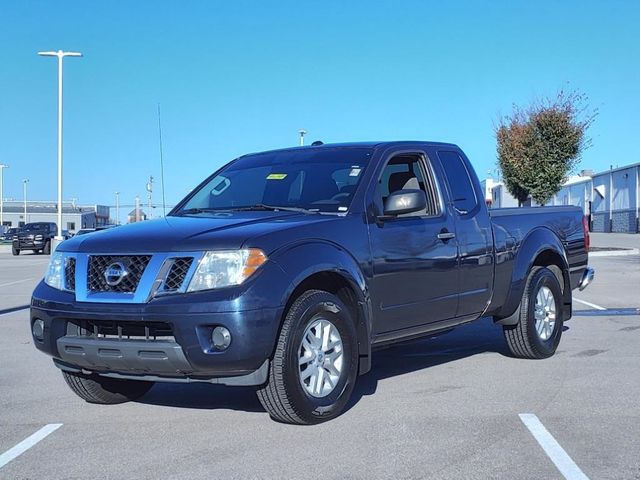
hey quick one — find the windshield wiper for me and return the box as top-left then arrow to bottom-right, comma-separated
230,204 -> 318,214
176,204 -> 317,216
176,207 -> 229,216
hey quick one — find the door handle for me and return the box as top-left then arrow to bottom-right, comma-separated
437,232 -> 456,241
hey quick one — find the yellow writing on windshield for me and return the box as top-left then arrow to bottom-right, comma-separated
266,173 -> 288,180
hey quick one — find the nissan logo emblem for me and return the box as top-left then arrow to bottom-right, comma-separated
104,262 -> 128,286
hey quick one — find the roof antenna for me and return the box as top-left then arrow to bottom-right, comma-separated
157,103 -> 167,216
311,140 -> 324,146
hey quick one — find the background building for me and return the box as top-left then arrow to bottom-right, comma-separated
127,208 -> 147,223
1,200 -> 110,234
484,162 -> 640,233
490,183 -> 520,209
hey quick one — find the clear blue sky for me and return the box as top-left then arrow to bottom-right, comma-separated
1,1 -> 638,221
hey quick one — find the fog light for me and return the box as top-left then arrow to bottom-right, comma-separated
32,319 -> 45,341
211,326 -> 231,351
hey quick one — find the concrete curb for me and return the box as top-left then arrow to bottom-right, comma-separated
590,248 -> 639,257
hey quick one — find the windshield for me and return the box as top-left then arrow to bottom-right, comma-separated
175,148 -> 372,215
24,223 -> 48,231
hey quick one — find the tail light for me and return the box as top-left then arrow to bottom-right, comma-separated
582,215 -> 590,251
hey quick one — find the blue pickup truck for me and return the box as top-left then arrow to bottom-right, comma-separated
31,141 -> 594,424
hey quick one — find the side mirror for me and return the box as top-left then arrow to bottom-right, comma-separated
382,189 -> 427,217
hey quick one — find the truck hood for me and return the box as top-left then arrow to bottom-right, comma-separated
59,212 -> 338,254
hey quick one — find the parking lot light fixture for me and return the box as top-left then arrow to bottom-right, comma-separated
23,179 -> 29,224
115,191 -> 120,225
0,163 -> 8,228
38,50 -> 82,242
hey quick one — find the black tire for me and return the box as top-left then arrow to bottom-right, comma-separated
12,245 -> 20,256
43,241 -> 51,255
62,371 -> 154,404
257,290 -> 359,425
503,266 -> 564,359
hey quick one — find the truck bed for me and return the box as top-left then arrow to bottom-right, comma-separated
487,206 -> 589,319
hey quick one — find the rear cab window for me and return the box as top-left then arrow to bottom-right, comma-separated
437,151 -> 479,215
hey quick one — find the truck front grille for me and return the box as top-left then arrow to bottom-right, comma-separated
65,257 -> 76,291
88,255 -> 151,293
163,257 -> 194,291
66,319 -> 174,342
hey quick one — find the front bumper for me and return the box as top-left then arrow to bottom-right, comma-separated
15,239 -> 46,250
30,261 -> 288,385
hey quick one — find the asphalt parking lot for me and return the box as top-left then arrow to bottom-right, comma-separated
1,241 -> 639,480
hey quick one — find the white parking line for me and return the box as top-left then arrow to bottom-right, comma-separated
574,298 -> 606,311
0,424 -> 63,469
0,305 -> 30,317
0,279 -> 34,289
519,414 -> 589,480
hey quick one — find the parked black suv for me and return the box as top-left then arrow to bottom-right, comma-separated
13,222 -> 57,255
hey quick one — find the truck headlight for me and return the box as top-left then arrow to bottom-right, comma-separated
187,249 -> 267,292
44,252 -> 65,290
35,234 -> 44,241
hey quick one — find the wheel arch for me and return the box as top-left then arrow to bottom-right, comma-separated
495,227 -> 571,326
272,241 -> 373,375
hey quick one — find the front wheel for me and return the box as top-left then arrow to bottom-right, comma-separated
43,241 -> 51,255
257,290 -> 359,424
503,266 -> 564,359
62,371 -> 154,404
12,245 -> 20,256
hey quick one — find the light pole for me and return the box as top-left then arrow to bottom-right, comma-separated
298,129 -> 307,146
38,50 -> 82,245
0,164 -> 8,228
23,179 -> 29,225
115,191 -> 120,225
146,176 -> 153,219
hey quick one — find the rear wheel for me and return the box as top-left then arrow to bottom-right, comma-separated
503,266 -> 564,359
257,290 -> 359,424
11,245 -> 20,256
62,371 -> 154,404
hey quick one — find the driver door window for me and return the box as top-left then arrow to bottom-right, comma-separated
377,155 -> 440,217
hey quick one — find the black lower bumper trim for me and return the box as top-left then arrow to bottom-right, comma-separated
53,358 -> 270,386
56,336 -> 193,375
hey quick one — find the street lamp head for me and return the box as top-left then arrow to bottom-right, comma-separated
0,164 -> 8,169
38,50 -> 83,58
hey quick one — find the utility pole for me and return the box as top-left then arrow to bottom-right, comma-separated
38,50 -> 82,248
23,179 -> 29,225
146,176 -> 154,219
115,191 -> 120,225
135,195 -> 140,223
0,164 -> 8,228
298,129 -> 307,146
